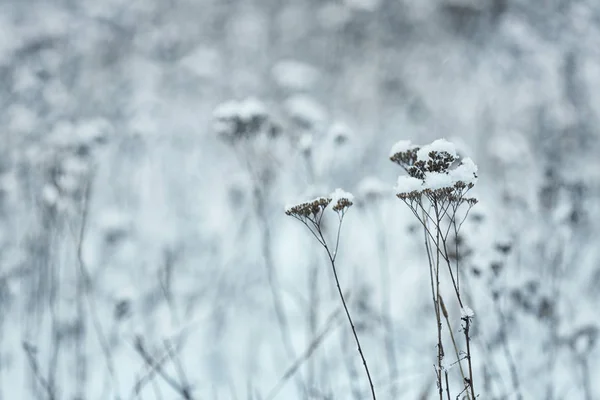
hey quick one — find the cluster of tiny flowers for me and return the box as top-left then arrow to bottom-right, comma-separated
213,97 -> 281,141
390,138 -> 478,204
330,188 -> 354,212
285,189 -> 354,219
285,197 -> 331,218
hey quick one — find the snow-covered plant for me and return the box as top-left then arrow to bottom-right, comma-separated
285,189 -> 377,400
390,138 -> 478,400
213,97 -> 281,142
213,98 -> 308,394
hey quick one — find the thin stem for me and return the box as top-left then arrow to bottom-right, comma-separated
74,175 -> 121,399
439,296 -> 470,400
256,190 -> 303,392
327,252 -> 377,400
464,317 -> 476,400
133,337 -> 193,399
315,220 -> 377,400
22,342 -> 56,400
373,205 -> 399,398
332,210 -> 345,261
434,203 -> 444,400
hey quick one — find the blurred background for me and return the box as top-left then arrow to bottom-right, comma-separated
1,0 -> 599,398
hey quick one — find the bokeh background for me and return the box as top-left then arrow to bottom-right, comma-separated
1,0 -> 599,398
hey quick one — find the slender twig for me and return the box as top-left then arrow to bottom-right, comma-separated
433,203 -> 445,400
439,296 -> 470,400
265,307 -> 342,400
254,188 -> 305,395
22,341 -> 56,400
73,175 -> 122,399
315,217 -> 377,400
464,318 -> 476,399
132,337 -> 193,399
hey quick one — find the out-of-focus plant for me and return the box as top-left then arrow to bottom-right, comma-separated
212,98 -> 306,391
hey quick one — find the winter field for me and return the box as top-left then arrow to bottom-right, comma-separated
1,0 -> 600,399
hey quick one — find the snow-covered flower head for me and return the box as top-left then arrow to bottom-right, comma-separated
213,97 -> 280,141
285,188 -> 354,219
328,122 -> 352,146
297,133 -> 313,154
390,138 -> 458,180
390,138 -> 478,205
389,139 -> 419,169
329,188 -> 354,212
285,197 -> 331,218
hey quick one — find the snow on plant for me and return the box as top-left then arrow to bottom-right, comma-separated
390,138 -> 478,400
213,97 -> 307,395
213,97 -> 281,142
285,189 -> 377,400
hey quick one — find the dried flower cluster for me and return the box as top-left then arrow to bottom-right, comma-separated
390,138 -> 479,399
390,139 -> 478,206
284,187 -> 376,399
285,188 -> 354,220
285,197 -> 331,218
330,188 -> 354,213
213,97 -> 281,142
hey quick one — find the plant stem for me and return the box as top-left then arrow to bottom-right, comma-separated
317,224 -> 377,400
328,254 -> 377,400
464,317 -> 476,400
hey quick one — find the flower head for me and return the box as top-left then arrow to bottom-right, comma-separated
391,138 -> 478,205
330,188 -> 354,212
213,97 -> 277,141
285,197 -> 331,218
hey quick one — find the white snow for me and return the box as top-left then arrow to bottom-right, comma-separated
298,133 -> 313,152
328,121 -> 352,142
285,196 -> 331,214
330,188 -> 354,204
461,306 -> 475,319
416,138 -> 457,162
237,97 -> 267,121
389,139 -> 416,158
449,157 -> 478,185
395,176 -> 424,194
213,100 -> 240,120
424,172 -> 454,190
214,98 -> 267,122
440,355 -> 456,371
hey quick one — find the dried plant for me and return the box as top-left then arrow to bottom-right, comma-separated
286,189 -> 377,400
390,138 -> 478,400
